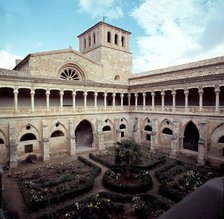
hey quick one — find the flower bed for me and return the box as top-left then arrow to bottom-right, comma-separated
155,163 -> 221,203
37,192 -> 172,219
103,168 -> 153,193
13,156 -> 101,212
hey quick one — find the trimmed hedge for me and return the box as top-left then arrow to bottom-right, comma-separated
89,153 -> 117,168
78,156 -> 102,175
103,168 -> 152,193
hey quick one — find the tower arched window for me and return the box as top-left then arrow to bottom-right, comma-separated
121,36 -> 125,47
88,35 -> 91,47
115,34 -> 118,45
107,31 -> 111,43
84,38 -> 86,49
93,33 -> 96,44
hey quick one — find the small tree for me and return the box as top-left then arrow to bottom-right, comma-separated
115,139 -> 142,172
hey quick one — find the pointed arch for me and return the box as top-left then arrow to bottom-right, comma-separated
183,121 -> 199,151
75,120 -> 93,148
49,121 -> 67,138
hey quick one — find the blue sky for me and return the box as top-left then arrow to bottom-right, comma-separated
0,0 -> 224,73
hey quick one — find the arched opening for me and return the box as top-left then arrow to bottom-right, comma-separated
0,138 -> 4,144
88,35 -> 91,47
162,128 -> 173,135
121,36 -> 125,47
103,125 -> 111,132
75,120 -> 93,148
107,31 -> 111,43
218,136 -> 224,143
183,121 -> 199,152
144,125 -> 152,132
114,75 -> 120,81
120,124 -> 126,138
93,33 -> 96,44
84,38 -> 86,49
115,34 -> 118,45
20,133 -> 37,141
51,130 -> 64,138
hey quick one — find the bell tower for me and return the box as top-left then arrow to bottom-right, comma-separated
78,21 -> 132,84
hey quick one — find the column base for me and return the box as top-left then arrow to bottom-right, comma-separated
9,160 -> 18,169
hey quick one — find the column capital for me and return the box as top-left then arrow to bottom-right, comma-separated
112,93 -> 116,97
161,91 -> 165,96
172,90 -> 176,96
134,93 -> 138,97
104,92 -> 107,97
198,87 -> 204,95
72,91 -> 76,96
151,92 -> 155,97
45,90 -> 50,95
83,91 -> 88,96
120,93 -> 124,98
30,89 -> 35,95
184,89 -> 189,95
60,90 -> 64,96
13,89 -> 19,94
128,93 -> 131,98
94,92 -> 98,97
142,92 -> 146,97
215,85 -> 220,93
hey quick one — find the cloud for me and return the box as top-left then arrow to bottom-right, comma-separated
131,0 -> 224,73
78,0 -> 124,19
0,50 -> 23,69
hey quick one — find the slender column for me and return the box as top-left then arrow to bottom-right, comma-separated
151,92 -> 155,111
161,91 -> 165,111
94,92 -> 98,110
9,121 -> 17,167
30,89 -> 35,112
112,93 -> 116,109
172,90 -> 176,112
60,90 -> 64,112
143,92 -> 146,111
46,90 -> 50,112
198,87 -> 204,112
128,93 -> 131,108
184,89 -> 189,113
13,88 -> 19,113
134,93 -> 138,111
104,92 -> 107,110
83,91 -> 87,111
72,91 -> 76,111
215,86 -> 220,112
120,93 -> 124,110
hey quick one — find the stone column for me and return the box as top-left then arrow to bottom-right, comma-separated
83,91 -> 87,111
46,90 -> 50,112
96,118 -> 105,150
215,86 -> 220,112
94,92 -> 98,110
60,90 -> 64,112
42,120 -> 50,161
151,92 -> 155,111
133,117 -> 140,142
72,91 -> 76,111
104,92 -> 107,110
198,120 -> 206,165
30,89 -> 35,112
161,91 -> 165,111
134,93 -> 138,111
170,118 -> 179,158
198,87 -> 204,112
151,118 -> 158,150
112,93 -> 116,109
143,92 -> 146,111
13,88 -> 19,113
120,93 -> 124,110
184,89 -> 189,113
115,117 -> 121,142
128,93 -> 131,108
172,90 -> 176,112
9,121 -> 17,168
69,119 -> 76,156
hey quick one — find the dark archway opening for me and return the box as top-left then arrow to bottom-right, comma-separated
51,130 -> 64,138
0,138 -> 4,144
183,121 -> 199,151
20,133 -> 37,141
75,120 -> 93,148
162,128 -> 173,135
144,125 -> 152,132
218,136 -> 224,143
103,125 -> 111,132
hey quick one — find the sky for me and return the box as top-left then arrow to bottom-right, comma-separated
0,0 -> 224,73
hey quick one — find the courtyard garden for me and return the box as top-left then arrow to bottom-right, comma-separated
4,139 -> 223,219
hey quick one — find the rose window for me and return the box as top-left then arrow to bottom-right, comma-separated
60,68 -> 81,80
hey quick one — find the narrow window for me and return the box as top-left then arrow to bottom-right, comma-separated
88,35 -> 91,47
115,34 -> 118,45
146,134 -> 151,141
121,36 -> 125,47
25,144 -> 33,153
84,38 -> 86,49
121,131 -> 124,138
107,31 -> 111,43
93,33 -> 96,44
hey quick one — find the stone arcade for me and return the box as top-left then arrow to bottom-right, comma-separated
0,21 -> 224,168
